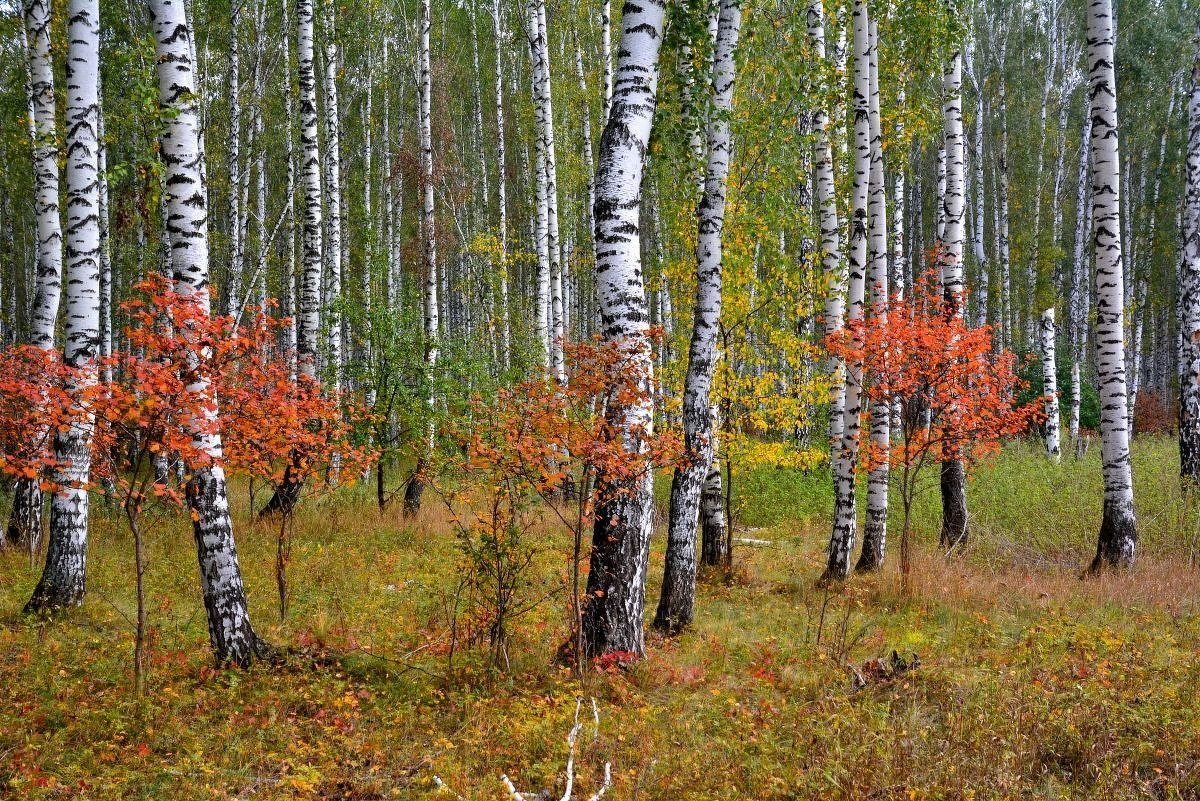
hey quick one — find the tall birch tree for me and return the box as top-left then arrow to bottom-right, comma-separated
823,0 -> 870,583
148,0 -> 266,663
26,0 -> 102,612
1178,25 -> 1200,485
1086,0 -> 1137,572
654,0 -> 742,634
6,0 -> 64,551
580,0 -> 666,658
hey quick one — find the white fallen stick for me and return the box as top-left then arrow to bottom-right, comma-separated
432,776 -> 466,800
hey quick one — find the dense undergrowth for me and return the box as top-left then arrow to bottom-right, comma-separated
1,437 -> 1198,799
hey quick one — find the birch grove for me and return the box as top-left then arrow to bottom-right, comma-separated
0,0 -> 1194,693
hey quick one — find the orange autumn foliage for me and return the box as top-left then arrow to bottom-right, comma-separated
826,269 -> 1041,477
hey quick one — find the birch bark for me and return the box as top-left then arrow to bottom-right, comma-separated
1087,0 -> 1138,571
1179,26 -> 1200,484
26,0 -> 102,611
822,0 -> 870,582
580,0 -> 666,658
654,0 -> 741,633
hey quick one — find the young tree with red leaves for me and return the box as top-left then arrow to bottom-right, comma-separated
828,270 -> 1040,591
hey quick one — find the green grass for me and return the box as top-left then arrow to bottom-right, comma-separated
1,437 -> 1198,799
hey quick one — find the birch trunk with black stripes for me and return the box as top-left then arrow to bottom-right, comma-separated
1069,97 -> 1092,444
822,0 -> 869,582
1086,0 -> 1137,571
5,0 -> 63,552
147,0 -> 267,664
859,15 -> 888,572
655,0 -> 741,634
938,39 -> 969,551
1179,27 -> 1200,485
404,0 -> 439,515
26,0 -> 102,612
1041,308 -> 1061,461
580,0 -> 666,658
808,0 -> 846,472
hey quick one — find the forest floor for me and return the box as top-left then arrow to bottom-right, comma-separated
1,437 -> 1199,800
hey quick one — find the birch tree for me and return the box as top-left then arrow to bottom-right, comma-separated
26,0 -> 102,612
1086,0 -> 1137,572
322,5 -> 343,395
809,0 -> 846,474
654,0 -> 742,634
1068,97 -> 1092,444
859,15 -> 889,572
1041,308 -> 1061,460
5,0 -> 64,551
938,29 -> 969,550
823,0 -> 870,583
580,0 -> 667,658
1179,25 -> 1200,485
144,0 -> 267,664
404,0 -> 439,515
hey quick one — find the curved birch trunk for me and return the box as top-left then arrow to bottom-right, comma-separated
26,0 -> 102,612
1179,28 -> 1200,485
654,0 -> 741,634
1041,308 -> 1061,461
1086,0 -> 1137,572
580,0 -> 666,659
859,16 -> 888,572
823,0 -> 870,583
6,0 -> 64,552
938,41 -> 969,551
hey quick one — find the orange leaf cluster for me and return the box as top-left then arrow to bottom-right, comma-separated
826,269 -> 1042,475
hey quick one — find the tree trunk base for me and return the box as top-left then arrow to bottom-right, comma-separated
1085,497 -> 1137,575
5,478 -> 43,552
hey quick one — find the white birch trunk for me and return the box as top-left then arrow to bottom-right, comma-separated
280,0 -> 299,377
1181,27 -> 1200,484
98,92 -> 112,386
404,0 -> 439,514
655,0 -> 741,633
998,73 -> 1012,351
7,0 -> 64,551
1087,0 -> 1137,571
1042,308 -> 1061,461
27,0 -> 101,611
938,41 -> 969,550
860,16 -> 888,572
600,0 -> 612,120
808,0 -> 845,465
226,11 -> 243,317
892,88 -> 906,302
322,13 -> 342,394
148,0 -> 265,664
965,40 -> 987,328
491,0 -> 511,367
297,0 -> 323,380
823,0 -> 870,582
581,0 -> 666,658
1069,98 -> 1093,443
